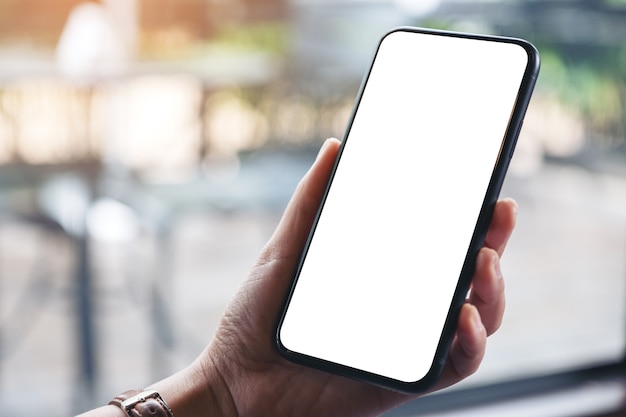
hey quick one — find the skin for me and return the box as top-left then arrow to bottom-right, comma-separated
80,138 -> 516,417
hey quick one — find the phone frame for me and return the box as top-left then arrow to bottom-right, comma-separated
275,26 -> 540,393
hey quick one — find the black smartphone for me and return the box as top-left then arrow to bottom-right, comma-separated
276,27 -> 540,393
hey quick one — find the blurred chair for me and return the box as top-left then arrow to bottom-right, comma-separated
0,163 -> 96,409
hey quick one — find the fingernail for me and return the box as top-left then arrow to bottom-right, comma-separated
315,139 -> 332,162
511,199 -> 519,218
504,198 -> 519,222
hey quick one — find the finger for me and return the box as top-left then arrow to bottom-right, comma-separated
469,247 -> 506,335
449,304 -> 487,380
432,304 -> 487,391
484,198 -> 517,257
260,138 -> 340,263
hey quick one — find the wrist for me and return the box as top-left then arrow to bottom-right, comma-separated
149,356 -> 237,417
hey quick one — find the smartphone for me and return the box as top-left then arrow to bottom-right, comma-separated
276,27 -> 540,393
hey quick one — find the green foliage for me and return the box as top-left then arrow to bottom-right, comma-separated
536,42 -> 625,142
211,23 -> 289,56
605,0 -> 626,7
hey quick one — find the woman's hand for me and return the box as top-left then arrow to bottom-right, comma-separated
201,137 -> 516,417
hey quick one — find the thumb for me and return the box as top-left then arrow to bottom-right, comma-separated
241,138 -> 341,329
259,138 -> 340,266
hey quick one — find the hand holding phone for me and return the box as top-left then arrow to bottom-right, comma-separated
276,27 -> 539,393
195,138 -> 517,417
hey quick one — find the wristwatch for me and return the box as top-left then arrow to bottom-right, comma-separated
109,389 -> 174,417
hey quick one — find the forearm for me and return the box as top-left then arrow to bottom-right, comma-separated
76,358 -> 236,417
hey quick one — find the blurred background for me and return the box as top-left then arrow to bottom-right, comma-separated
0,0 -> 624,416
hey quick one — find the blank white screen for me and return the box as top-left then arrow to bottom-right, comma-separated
279,30 -> 529,383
